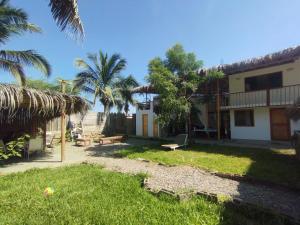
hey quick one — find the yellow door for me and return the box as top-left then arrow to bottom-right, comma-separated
142,114 -> 148,137
153,118 -> 159,137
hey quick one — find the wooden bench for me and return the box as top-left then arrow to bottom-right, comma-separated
76,135 -> 92,147
99,135 -> 127,145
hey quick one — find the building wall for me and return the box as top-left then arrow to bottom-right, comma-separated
136,102 -> 157,137
291,119 -> 300,135
230,107 -> 271,140
229,59 -> 300,93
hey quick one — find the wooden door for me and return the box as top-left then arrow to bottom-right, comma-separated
270,108 -> 290,141
142,114 -> 148,137
153,118 -> 159,137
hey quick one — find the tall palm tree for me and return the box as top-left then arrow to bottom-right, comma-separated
0,0 -> 51,85
116,75 -> 139,116
74,51 -> 129,134
48,0 -> 84,38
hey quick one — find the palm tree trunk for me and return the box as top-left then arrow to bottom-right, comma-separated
99,105 -> 110,134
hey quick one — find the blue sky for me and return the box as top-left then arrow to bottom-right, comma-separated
3,0 -> 300,112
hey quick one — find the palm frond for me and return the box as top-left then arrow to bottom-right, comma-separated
0,58 -> 26,84
0,1 -> 41,43
48,0 -> 84,39
0,50 -> 51,77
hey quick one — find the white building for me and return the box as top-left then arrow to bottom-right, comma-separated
135,46 -> 300,141
136,101 -> 159,137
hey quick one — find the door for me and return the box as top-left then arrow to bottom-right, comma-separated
270,108 -> 290,141
153,118 -> 159,137
142,114 -> 148,137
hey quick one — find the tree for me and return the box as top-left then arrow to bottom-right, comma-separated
115,75 -> 139,116
48,0 -> 84,39
0,0 -> 51,85
74,51 -> 131,134
25,78 -> 79,95
147,44 -> 223,135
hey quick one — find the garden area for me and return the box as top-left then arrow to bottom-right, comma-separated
0,164 -> 291,225
116,144 -> 300,190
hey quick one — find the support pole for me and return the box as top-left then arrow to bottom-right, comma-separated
60,80 -> 66,162
216,79 -> 221,141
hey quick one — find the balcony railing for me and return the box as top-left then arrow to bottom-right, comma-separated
221,84 -> 300,109
137,102 -> 151,110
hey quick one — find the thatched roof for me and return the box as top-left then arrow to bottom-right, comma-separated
0,84 -> 89,124
131,85 -> 157,94
207,45 -> 300,75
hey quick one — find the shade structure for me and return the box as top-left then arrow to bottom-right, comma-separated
0,83 -> 90,125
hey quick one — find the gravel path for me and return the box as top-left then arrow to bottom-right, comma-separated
87,156 -> 300,222
1,141 -> 300,222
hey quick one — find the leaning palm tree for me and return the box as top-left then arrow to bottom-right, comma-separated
115,75 -> 139,116
0,0 -> 51,85
48,0 -> 84,39
74,51 -> 128,134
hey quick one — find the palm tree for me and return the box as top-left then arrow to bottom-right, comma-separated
48,0 -> 84,38
116,75 -> 139,116
0,0 -> 51,85
74,51 -> 129,134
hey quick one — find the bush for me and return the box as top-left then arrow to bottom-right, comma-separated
0,134 -> 30,160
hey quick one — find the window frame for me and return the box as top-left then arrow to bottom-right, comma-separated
234,109 -> 255,127
244,72 -> 283,92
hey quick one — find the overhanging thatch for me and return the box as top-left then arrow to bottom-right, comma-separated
208,45 -> 300,75
0,83 -> 90,124
131,85 -> 157,94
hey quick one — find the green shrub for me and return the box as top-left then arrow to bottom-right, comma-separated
0,134 -> 30,160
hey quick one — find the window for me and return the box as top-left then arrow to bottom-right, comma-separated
245,72 -> 282,92
234,110 -> 254,127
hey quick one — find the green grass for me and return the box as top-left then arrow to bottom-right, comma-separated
0,165 -> 290,225
117,145 -> 300,189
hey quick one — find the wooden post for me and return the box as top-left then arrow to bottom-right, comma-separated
60,80 -> 66,162
216,79 -> 221,141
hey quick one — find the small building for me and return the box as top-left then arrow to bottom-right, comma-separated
136,101 -> 159,137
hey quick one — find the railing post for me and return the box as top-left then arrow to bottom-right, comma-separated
267,89 -> 270,106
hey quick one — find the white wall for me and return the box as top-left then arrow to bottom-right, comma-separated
136,102 -> 156,137
291,119 -> 300,135
230,107 -> 271,140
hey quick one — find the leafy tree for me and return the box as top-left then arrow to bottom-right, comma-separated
74,51 -> 136,133
147,44 -> 223,135
0,0 -> 51,85
25,78 -> 79,94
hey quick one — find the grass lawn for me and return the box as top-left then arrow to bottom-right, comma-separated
0,165 -> 289,225
117,144 -> 300,189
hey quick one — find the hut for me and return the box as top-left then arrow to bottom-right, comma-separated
0,83 -> 89,155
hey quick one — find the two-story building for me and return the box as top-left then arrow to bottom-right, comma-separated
135,46 -> 300,141
219,46 -> 300,141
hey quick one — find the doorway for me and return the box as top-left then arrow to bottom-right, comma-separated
270,108 -> 290,141
142,114 -> 148,137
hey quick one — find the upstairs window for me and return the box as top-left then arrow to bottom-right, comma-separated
234,110 -> 254,127
245,72 -> 282,92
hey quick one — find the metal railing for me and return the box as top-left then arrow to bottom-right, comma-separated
221,84 -> 300,109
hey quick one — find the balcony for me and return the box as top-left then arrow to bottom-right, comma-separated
137,102 -> 151,110
221,84 -> 300,109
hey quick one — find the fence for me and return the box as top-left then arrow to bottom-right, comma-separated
47,112 -> 136,136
